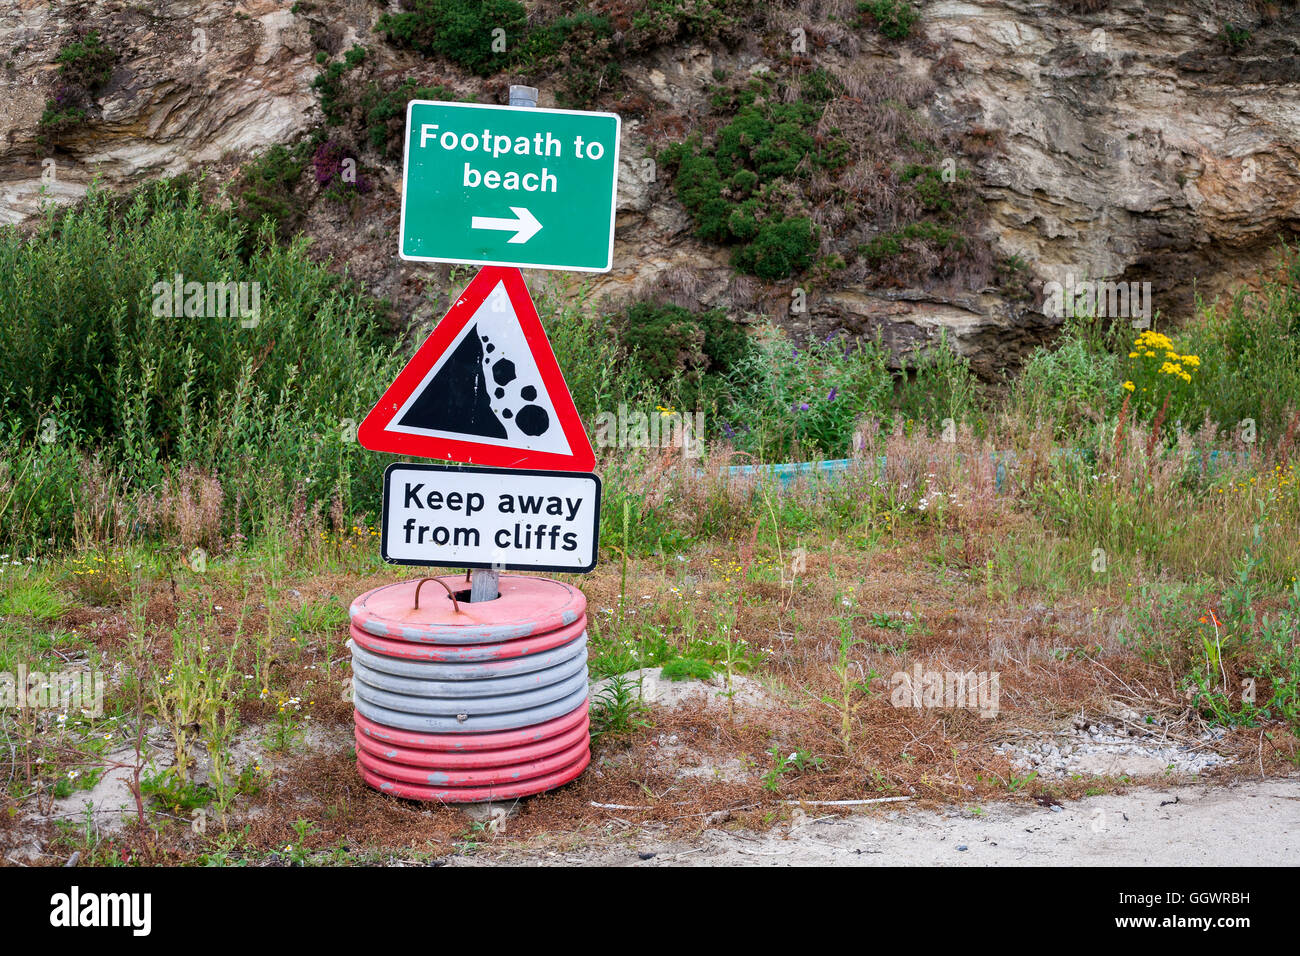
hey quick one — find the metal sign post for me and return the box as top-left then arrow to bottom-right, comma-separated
472,86 -> 533,603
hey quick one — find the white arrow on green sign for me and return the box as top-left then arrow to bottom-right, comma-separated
399,100 -> 621,273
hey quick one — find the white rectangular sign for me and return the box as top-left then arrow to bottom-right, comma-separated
381,463 -> 601,573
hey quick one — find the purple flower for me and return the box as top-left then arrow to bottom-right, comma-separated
827,387 -> 837,401
311,139 -> 370,192
798,403 -> 810,412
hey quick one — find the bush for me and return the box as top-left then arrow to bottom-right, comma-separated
860,221 -> 964,263
627,0 -> 748,49
1008,321 -> 1122,440
538,290 -> 650,419
620,302 -> 753,409
375,0 -> 527,76
722,327 -> 894,459
311,139 -> 371,203
902,163 -> 969,215
359,80 -> 460,156
37,31 -> 117,147
234,142 -> 312,242
376,0 -> 742,106
660,89 -> 844,281
894,330 -> 983,432
859,221 -> 967,287
858,0 -> 919,40
1172,247 -> 1300,437
311,43 -> 367,125
1218,24 -> 1253,51
54,30 -> 116,89
515,11 -> 619,108
731,217 -> 820,281
0,179 -> 400,550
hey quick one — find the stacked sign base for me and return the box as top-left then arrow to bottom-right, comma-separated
348,574 -> 590,802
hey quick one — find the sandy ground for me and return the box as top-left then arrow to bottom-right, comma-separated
460,777 -> 1300,866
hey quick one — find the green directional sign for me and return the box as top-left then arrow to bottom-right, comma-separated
399,100 -> 621,273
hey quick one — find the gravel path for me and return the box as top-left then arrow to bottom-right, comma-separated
466,778 -> 1300,866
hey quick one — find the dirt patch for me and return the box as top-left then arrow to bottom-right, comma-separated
591,666 -> 780,713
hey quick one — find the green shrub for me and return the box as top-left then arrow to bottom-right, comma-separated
722,327 -> 894,459
312,43 -> 461,154
0,179 -> 400,550
660,90 -> 844,281
860,221 -> 963,263
731,217 -> 820,280
360,79 -> 460,156
376,0 -> 528,76
858,0 -> 920,40
0,423 -> 87,553
894,329 -> 983,432
375,0 -> 749,107
37,31 -> 117,146
54,30 -> 116,90
515,11 -> 618,107
800,67 -> 843,106
902,164 -> 968,215
1218,24 -> 1253,51
539,290 -> 651,419
311,43 -> 367,125
715,103 -> 822,180
858,221 -> 970,287
36,103 -> 87,144
234,142 -> 313,242
620,302 -> 753,408
1171,247 -> 1300,437
1008,320 -> 1121,440
627,0 -> 748,48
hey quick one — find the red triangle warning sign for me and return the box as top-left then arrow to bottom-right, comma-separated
358,266 -> 595,471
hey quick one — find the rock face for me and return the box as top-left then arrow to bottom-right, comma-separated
0,0 -> 322,224
1,0 -> 1297,374
924,0 -> 1300,343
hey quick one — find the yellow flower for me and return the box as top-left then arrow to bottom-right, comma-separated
1122,381 -> 1135,391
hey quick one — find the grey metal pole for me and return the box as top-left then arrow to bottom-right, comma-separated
509,85 -> 539,108
468,85 -> 539,604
